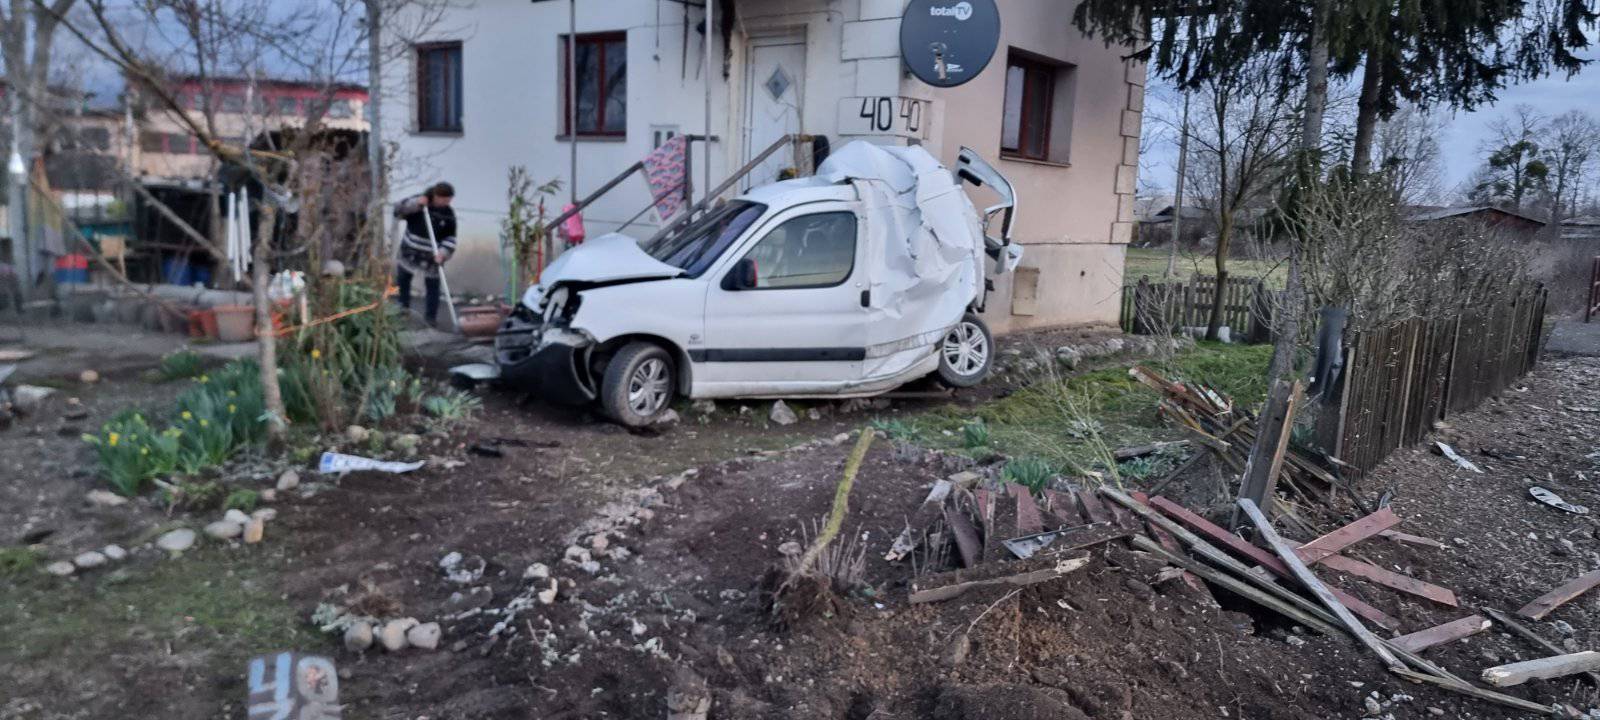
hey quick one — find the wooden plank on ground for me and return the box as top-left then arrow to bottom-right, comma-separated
1129,491 -> 1210,598
909,556 -> 1092,604
1482,651 -> 1600,687
1390,615 -> 1491,653
1009,483 -> 1045,535
1313,554 -> 1459,607
1517,568 -> 1600,620
1482,607 -> 1600,688
1076,488 -> 1112,525
1297,507 -> 1402,563
1147,496 -> 1401,630
1380,530 -> 1448,549
1238,498 -> 1404,670
1391,667 -> 1561,716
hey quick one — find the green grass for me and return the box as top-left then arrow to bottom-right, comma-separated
1125,247 -> 1288,289
0,546 -> 41,577
901,342 -> 1272,478
1,546 -> 319,667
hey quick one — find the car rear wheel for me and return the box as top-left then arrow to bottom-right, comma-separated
936,313 -> 992,388
600,342 -> 675,427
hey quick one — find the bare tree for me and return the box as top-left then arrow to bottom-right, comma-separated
1374,107 -> 1445,207
1541,110 -> 1600,225
1184,59 -> 1300,340
1470,105 -> 1549,213
1,0 -> 76,290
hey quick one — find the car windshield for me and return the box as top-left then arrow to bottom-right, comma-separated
642,200 -> 766,277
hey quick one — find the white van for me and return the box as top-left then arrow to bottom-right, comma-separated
494,141 -> 1018,426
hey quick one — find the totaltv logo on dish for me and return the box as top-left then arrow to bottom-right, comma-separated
929,1 -> 973,20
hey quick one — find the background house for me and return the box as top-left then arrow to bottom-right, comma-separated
381,0 -> 1145,331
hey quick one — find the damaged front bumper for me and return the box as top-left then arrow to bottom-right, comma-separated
494,316 -> 597,405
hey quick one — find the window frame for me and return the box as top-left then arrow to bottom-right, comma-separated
561,31 -> 628,138
1000,53 -> 1056,162
725,210 -> 859,291
415,40 -> 464,134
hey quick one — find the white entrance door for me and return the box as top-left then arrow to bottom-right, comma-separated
743,31 -> 806,190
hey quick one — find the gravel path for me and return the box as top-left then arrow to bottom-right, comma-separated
1547,319 -> 1600,356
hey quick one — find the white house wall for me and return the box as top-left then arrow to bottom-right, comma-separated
383,0 -> 1142,333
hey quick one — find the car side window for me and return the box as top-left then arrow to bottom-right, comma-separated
736,211 -> 856,289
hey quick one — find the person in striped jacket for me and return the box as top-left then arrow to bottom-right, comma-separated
393,182 -> 457,327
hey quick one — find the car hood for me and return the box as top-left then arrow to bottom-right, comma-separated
522,232 -> 683,308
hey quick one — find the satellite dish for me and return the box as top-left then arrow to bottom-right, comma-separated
899,0 -> 1001,89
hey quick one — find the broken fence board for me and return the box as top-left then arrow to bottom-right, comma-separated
1147,495 -> 1401,630
1075,488 -> 1112,525
1390,667 -> 1561,716
1044,489 -> 1082,526
1238,498 -> 1404,670
1129,491 -> 1210,599
1517,568 -> 1600,621
1297,507 -> 1402,564
1129,534 -> 1342,637
1481,607 -> 1600,688
1009,483 -> 1045,535
884,480 -> 954,562
1313,553 -> 1459,607
944,507 -> 982,569
908,556 -> 1092,604
1482,651 -> 1600,688
1389,615 -> 1491,654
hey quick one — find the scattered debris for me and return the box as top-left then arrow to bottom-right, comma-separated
909,555 -> 1092,604
1389,615 -> 1492,654
1529,486 -> 1589,514
246,653 -> 340,718
1433,442 -> 1483,474
317,452 -> 424,475
439,552 -> 486,584
1482,607 -> 1600,689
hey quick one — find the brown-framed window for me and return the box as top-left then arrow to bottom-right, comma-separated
416,41 -> 463,133
561,32 -> 627,137
1000,54 -> 1056,161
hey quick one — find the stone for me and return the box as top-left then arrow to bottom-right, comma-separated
691,399 -> 717,415
79,369 -> 100,384
652,408 -> 680,426
243,518 -> 265,544
406,622 -> 442,650
73,551 -> 108,569
440,553 -> 485,584
204,520 -> 243,540
259,489 -> 277,503
85,489 -> 128,507
1363,696 -> 1382,715
345,425 -> 370,443
156,528 -> 197,552
45,560 -> 75,576
1055,347 -> 1082,369
831,432 -> 851,445
13,385 -> 55,413
807,408 -> 821,421
101,544 -> 127,561
448,586 -> 494,611
251,508 -> 278,522
777,541 -> 802,556
537,579 -> 559,604
344,622 -> 374,652
769,400 -> 798,426
590,534 -> 610,551
276,470 -> 300,491
62,399 -> 89,421
634,508 -> 656,522
1427,708 -> 1444,716
1555,620 -> 1577,636
378,619 -> 417,652
224,509 -> 251,525
523,562 -> 551,580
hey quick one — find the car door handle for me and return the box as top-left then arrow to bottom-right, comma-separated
860,290 -> 870,308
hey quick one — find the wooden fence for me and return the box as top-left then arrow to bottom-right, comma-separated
1121,275 -> 1276,343
1331,285 -> 1548,474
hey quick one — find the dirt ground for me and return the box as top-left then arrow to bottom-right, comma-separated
6,322 -> 1600,719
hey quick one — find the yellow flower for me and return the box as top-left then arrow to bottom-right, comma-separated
199,419 -> 209,428
181,411 -> 193,421
311,349 -> 322,360
140,447 -> 149,456
198,375 -> 209,383
227,391 -> 237,398
228,404 -> 237,414
108,432 -> 120,447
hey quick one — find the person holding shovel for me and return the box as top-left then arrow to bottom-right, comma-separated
393,182 -> 458,327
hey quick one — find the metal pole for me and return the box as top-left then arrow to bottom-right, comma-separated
420,206 -> 460,331
1167,91 -> 1189,279
703,0 -> 713,206
568,0 -> 578,209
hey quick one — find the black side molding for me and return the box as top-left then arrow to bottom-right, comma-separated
688,347 -> 867,363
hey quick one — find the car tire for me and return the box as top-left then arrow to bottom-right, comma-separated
936,313 -> 993,388
600,342 -> 676,427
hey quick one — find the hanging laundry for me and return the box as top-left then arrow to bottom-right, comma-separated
642,135 -> 689,220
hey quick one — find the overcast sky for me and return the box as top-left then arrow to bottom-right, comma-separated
1138,43 -> 1600,204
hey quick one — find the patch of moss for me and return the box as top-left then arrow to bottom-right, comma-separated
0,546 -> 41,577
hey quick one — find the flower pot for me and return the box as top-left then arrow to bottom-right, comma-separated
213,305 -> 255,343
457,305 -> 509,338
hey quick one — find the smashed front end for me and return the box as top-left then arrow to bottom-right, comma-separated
494,285 -> 598,405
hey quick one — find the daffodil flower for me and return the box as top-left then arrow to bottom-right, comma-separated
199,419 -> 209,428
228,404 -> 237,414
182,411 -> 193,421
311,349 -> 322,360
108,432 -> 120,447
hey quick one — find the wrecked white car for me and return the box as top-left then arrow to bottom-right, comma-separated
494,141 -> 1018,426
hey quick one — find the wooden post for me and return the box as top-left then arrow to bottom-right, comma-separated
1234,380 -> 1299,525
1237,498 -> 1404,670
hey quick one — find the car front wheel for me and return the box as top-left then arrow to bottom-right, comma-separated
936,313 -> 993,388
600,342 -> 676,426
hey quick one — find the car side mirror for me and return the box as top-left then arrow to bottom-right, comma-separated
724,258 -> 758,290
